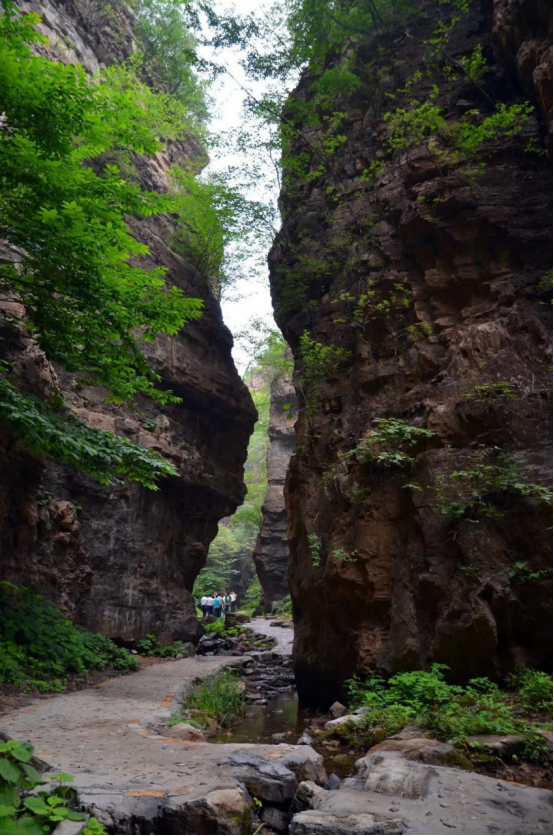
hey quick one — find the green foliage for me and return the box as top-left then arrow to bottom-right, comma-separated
135,634 -> 189,658
0,582 -> 137,691
464,381 -> 517,401
345,418 -> 435,468
134,0 -> 207,117
434,449 -> 553,522
0,1 -> 209,487
385,87 -> 536,175
509,562 -> 553,585
307,533 -> 322,567
333,279 -> 412,333
332,547 -> 358,563
202,621 -> 238,638
182,669 -> 246,727
506,667 -> 553,711
0,372 -> 177,489
274,595 -> 293,617
298,332 -> 349,419
460,44 -> 487,83
0,739 -> 106,835
346,665 -> 551,752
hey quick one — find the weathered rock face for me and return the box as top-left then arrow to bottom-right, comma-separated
253,363 -> 297,611
270,0 -> 552,703
0,0 -> 256,642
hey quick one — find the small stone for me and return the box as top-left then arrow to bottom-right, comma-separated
297,731 -> 313,746
329,701 -> 347,719
130,649 -> 138,655
323,773 -> 341,791
170,723 -> 205,742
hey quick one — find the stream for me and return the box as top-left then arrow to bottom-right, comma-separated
215,683 -> 357,778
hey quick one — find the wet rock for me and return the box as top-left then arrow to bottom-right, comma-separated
53,823 -> 86,835
164,786 -> 252,835
329,701 -> 347,719
218,751 -> 297,803
277,746 -> 327,784
323,773 -> 341,791
369,737 -> 473,771
324,715 -> 362,731
290,810 -> 404,834
170,723 -> 206,743
352,706 -> 373,716
297,731 -> 313,746
465,734 -> 527,756
261,806 -> 289,834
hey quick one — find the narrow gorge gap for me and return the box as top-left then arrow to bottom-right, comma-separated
0,0 -> 552,834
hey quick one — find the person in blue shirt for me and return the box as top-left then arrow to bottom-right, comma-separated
213,594 -> 221,618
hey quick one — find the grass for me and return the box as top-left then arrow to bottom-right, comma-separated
341,664 -> 552,762
182,669 -> 246,728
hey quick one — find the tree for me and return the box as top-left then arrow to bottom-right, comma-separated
0,1 -> 205,487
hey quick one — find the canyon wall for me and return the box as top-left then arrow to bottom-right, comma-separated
270,0 -> 552,703
252,362 -> 297,611
0,0 -> 256,642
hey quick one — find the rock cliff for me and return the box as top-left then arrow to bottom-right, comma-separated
253,363 -> 297,611
270,0 -> 552,703
0,0 -> 256,642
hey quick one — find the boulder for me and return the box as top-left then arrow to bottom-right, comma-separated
218,751 -> 297,803
164,786 -> 252,834
170,723 -> 206,743
329,701 -> 347,719
290,810 -> 403,834
53,823 -> 86,835
369,737 -> 473,770
261,806 -> 289,834
465,734 -> 527,756
277,746 -> 327,784
323,773 -> 341,791
225,612 -> 250,628
324,714 -> 363,731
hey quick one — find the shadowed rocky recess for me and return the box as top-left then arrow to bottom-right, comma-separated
253,363 -> 298,611
0,0 -> 256,642
269,0 -> 553,704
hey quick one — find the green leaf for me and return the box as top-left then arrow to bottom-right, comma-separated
8,816 -> 44,835
0,806 -> 16,817
65,810 -> 88,821
0,783 -> 19,808
0,758 -> 20,783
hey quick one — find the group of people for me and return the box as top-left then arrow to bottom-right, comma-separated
199,592 -> 237,618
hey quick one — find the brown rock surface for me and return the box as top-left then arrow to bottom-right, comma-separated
0,0 -> 256,641
269,0 -> 552,702
253,362 -> 297,611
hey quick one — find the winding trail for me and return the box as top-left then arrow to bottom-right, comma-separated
0,619 -> 306,832
1,619 -> 552,835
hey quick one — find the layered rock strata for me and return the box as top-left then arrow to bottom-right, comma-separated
0,0 -> 256,642
253,364 -> 297,611
270,0 -> 553,702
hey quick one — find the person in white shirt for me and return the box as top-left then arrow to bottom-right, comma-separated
230,591 -> 237,612
206,595 -> 214,616
200,595 -> 208,618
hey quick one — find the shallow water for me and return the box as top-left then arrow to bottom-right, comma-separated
214,689 -> 357,778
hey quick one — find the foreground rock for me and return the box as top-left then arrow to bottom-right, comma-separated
290,750 -> 553,835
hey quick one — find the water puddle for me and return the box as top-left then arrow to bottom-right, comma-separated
214,689 -> 357,778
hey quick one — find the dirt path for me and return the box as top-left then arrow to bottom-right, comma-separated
249,616 -> 294,655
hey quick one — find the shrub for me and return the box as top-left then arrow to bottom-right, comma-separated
346,665 -> 550,751
182,669 -> 246,727
0,582 -> 138,691
0,738 -> 106,834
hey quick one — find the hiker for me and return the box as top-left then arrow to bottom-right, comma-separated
200,594 -> 208,618
230,591 -> 237,612
213,593 -> 221,618
206,594 -> 214,616
224,593 -> 231,614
